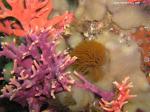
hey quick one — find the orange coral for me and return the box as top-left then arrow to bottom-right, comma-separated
99,77 -> 136,112
0,0 -> 73,36
0,19 -> 24,36
71,40 -> 107,82
131,26 -> 150,73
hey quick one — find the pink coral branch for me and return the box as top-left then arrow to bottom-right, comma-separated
99,77 -> 136,112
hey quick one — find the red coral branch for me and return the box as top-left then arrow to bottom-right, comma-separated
99,77 -> 136,112
0,20 -> 25,36
0,0 -> 73,36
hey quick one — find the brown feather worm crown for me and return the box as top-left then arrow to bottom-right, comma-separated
71,40 -> 107,82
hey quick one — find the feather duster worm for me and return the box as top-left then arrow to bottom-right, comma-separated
0,31 -> 76,112
99,77 -> 136,112
71,40 -> 107,82
0,0 -> 73,36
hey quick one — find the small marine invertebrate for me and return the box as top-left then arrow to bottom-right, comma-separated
0,0 -> 73,36
0,31 -> 76,112
71,40 -> 107,82
131,26 -> 150,73
99,77 -> 136,112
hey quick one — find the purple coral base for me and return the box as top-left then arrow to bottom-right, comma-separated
74,71 -> 114,101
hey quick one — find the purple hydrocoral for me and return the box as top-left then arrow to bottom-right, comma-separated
0,31 -> 76,112
0,31 -> 117,111
74,71 -> 114,101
